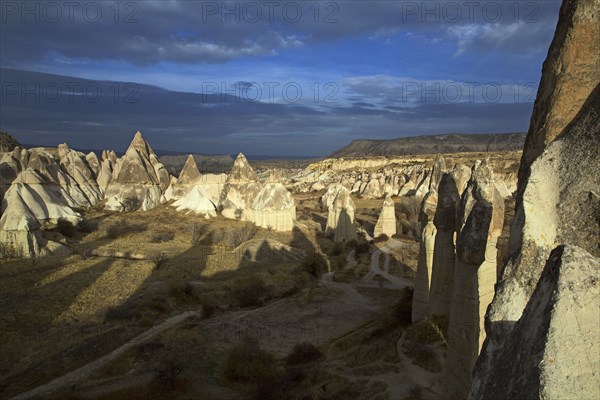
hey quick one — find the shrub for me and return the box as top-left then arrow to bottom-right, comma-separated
298,252 -> 328,278
105,219 -> 145,239
0,242 -> 23,259
191,222 -> 205,246
201,303 -> 216,319
327,241 -> 344,256
76,219 -> 97,234
225,222 -> 257,248
374,233 -> 389,243
151,230 -> 175,243
56,219 -> 77,238
285,342 -> 323,366
168,282 -> 196,303
122,195 -> 142,212
232,275 -> 270,307
388,286 -> 413,328
152,252 -> 168,270
221,337 -> 274,384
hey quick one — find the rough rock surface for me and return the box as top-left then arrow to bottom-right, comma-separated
444,159 -> 504,400
172,186 -> 217,218
428,173 -> 460,317
411,188 -> 439,323
323,184 -> 356,242
104,131 -> 168,211
373,194 -> 396,238
472,245 -> 599,400
0,132 -> 19,152
472,0 -> 600,395
251,183 -> 296,231
226,153 -> 257,183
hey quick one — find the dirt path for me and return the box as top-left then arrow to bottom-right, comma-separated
363,240 -> 413,289
9,311 -> 199,400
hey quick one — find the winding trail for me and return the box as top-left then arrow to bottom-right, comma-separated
9,311 -> 199,400
363,239 -> 413,289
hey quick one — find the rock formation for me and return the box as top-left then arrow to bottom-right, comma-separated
172,186 -> 217,218
444,159 -> 504,399
104,131 -> 168,211
226,152 -> 257,183
251,183 -> 296,231
471,1 -> 600,397
411,189 -> 438,324
473,245 -> 599,400
427,173 -> 460,318
373,194 -> 396,238
323,184 -> 356,242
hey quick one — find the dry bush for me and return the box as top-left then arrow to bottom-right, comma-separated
220,337 -> 275,384
122,195 -> 142,212
285,342 -> 323,366
152,252 -> 168,270
225,222 -> 257,248
55,219 -> 77,237
298,251 -> 328,278
190,222 -> 206,246
105,219 -> 146,239
150,230 -> 175,243
386,286 -> 413,328
232,274 -> 270,307
374,233 -> 389,243
0,241 -> 23,259
404,385 -> 424,400
397,195 -> 421,220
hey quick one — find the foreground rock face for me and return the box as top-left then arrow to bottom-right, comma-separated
471,0 -> 600,398
444,159 -> 504,399
104,131 -> 169,211
373,194 -> 396,238
474,245 -> 599,400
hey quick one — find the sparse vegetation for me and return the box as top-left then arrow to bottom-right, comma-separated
0,241 -> 23,259
105,219 -> 146,239
286,342 -> 323,366
221,337 -> 275,384
122,195 -> 142,212
152,252 -> 168,270
55,219 -> 77,238
225,222 -> 257,248
150,230 -> 175,243
232,274 -> 270,307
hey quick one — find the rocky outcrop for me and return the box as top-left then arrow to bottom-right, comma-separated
373,194 -> 396,238
172,186 -> 217,218
0,132 -> 19,152
444,159 -> 504,400
323,184 -> 356,242
104,131 -> 168,211
471,1 -> 600,397
411,189 -> 438,323
473,245 -> 599,400
428,173 -> 460,318
251,183 -> 296,231
226,153 -> 257,183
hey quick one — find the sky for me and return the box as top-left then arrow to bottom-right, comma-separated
0,0 -> 562,156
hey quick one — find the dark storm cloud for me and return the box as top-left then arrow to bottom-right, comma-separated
0,69 -> 534,156
0,0 -> 561,66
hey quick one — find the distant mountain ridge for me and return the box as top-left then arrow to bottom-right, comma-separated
331,132 -> 527,157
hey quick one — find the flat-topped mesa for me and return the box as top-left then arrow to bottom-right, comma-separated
471,1 -> 600,397
226,152 -> 257,183
104,131 -> 169,211
373,194 -> 396,238
428,172 -> 460,318
443,158 -> 504,400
